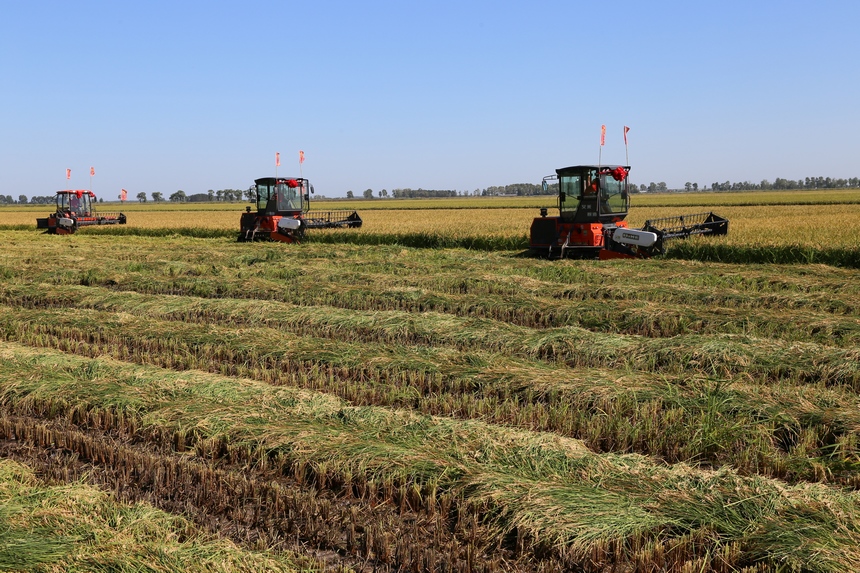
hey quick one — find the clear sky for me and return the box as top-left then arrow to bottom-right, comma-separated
2,0 -> 858,200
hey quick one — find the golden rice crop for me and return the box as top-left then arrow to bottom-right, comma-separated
5,191 -> 860,247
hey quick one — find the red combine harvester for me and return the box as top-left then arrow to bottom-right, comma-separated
529,165 -> 728,259
238,177 -> 361,242
36,190 -> 127,234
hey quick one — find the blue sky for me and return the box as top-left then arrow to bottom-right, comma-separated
1,0 -> 858,200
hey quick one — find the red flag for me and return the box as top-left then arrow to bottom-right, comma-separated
600,125 -> 606,146
275,152 -> 280,167
624,126 -> 630,144
90,167 -> 95,176
66,168 -> 71,180
299,150 -> 305,164
121,189 -> 127,201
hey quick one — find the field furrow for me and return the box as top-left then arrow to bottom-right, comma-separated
0,457 -> 320,573
2,299 -> 860,485
3,343 -> 860,572
2,237 -> 857,344
0,414 -> 514,573
3,301 -> 857,387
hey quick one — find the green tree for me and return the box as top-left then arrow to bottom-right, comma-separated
346,190 -> 354,198
363,188 -> 374,198
152,192 -> 163,202
136,192 -> 147,202
169,190 -> 187,202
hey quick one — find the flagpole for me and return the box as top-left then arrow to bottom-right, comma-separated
624,126 -> 630,166
598,124 -> 606,169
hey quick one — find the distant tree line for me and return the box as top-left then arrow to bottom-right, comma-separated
7,176 -> 859,204
708,176 -> 860,192
481,183 -> 554,196
12,195 -> 106,204
390,188 -> 459,198
612,176 -> 860,194
354,183 -> 554,199
132,188 -> 252,203
7,189 -> 250,204
18,195 -> 55,204
638,183 -> 669,193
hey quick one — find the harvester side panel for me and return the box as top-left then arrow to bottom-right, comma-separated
529,217 -> 560,247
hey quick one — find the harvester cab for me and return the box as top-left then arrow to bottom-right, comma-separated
530,164 -> 728,259
36,190 -> 127,234
238,177 -> 362,242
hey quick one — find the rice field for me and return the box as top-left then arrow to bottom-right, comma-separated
7,190 -> 860,250
1,191 -> 859,572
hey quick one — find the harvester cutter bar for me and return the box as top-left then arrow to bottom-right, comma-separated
303,210 -> 363,229
641,211 -> 728,240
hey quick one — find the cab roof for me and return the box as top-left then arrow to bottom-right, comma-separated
254,177 -> 306,185
556,165 -> 631,175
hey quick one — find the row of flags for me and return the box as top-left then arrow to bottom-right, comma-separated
74,134 -> 644,203
69,151 -> 308,180
600,125 -> 631,146
275,150 -> 305,167
65,151 -> 308,204
64,167 -> 127,202
65,167 -> 96,179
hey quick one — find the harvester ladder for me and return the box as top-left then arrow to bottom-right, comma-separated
559,229 -> 571,259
